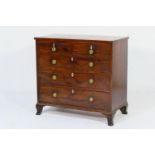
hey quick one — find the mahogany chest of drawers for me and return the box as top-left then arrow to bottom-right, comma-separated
34,35 -> 128,126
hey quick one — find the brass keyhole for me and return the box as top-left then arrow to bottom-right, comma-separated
70,57 -> 74,62
71,89 -> 75,94
71,72 -> 75,77
88,96 -> 95,102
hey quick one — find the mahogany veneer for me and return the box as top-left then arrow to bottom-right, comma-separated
34,34 -> 129,126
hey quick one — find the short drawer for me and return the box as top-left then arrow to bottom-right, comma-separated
38,86 -> 111,111
72,41 -> 112,62
37,40 -> 72,56
38,72 -> 111,92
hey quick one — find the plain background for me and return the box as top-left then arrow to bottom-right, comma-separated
0,26 -> 155,128
1,0 -> 155,155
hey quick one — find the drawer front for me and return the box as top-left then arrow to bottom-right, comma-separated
37,53 -> 111,73
72,41 -> 112,62
38,54 -> 73,72
37,40 -> 72,56
39,72 -> 111,92
39,86 -> 111,111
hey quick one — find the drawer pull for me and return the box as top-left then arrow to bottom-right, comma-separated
89,61 -> 94,68
51,59 -> 57,65
52,74 -> 57,80
71,72 -> 75,77
89,45 -> 94,55
89,78 -> 94,84
52,92 -> 57,98
88,96 -> 95,102
52,43 -> 56,52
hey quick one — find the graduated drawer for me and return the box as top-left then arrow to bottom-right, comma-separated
38,72 -> 111,92
38,86 -> 111,111
37,54 -> 111,73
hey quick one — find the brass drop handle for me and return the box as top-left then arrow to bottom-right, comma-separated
89,45 -> 94,55
89,61 -> 94,68
89,78 -> 94,84
52,92 -> 57,98
88,96 -> 95,102
52,43 -> 56,52
51,59 -> 57,65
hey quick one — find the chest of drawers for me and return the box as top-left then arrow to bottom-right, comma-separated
34,35 -> 128,126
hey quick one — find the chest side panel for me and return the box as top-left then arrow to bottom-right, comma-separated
112,39 -> 128,111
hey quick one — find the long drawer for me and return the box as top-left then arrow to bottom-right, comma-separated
37,54 -> 111,73
38,86 -> 111,111
38,71 -> 111,92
